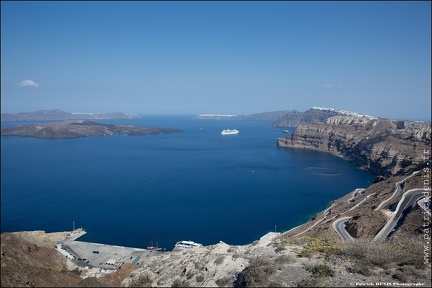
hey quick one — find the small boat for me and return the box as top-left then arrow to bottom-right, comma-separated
174,240 -> 202,249
221,129 -> 239,135
282,130 -> 290,133
147,241 -> 165,251
147,246 -> 164,251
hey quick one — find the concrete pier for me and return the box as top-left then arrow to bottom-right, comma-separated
58,229 -> 165,270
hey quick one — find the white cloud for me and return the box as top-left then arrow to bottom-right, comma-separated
18,80 -> 39,87
322,83 -> 342,89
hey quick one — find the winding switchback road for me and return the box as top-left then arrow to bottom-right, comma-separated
332,217 -> 354,242
373,188 -> 430,241
374,171 -> 418,211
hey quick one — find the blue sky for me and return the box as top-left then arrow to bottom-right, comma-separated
1,1 -> 431,120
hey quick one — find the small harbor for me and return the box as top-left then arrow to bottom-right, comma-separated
57,229 -> 165,271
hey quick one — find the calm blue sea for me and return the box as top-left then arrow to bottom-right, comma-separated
1,116 -> 375,249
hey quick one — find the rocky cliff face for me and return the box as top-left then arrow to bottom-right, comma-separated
278,116 -> 431,176
271,108 -> 343,127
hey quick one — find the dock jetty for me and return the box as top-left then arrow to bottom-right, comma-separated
56,228 -> 165,271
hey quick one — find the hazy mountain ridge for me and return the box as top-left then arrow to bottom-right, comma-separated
1,109 -> 141,122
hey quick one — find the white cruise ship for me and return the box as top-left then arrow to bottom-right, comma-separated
221,129 -> 239,135
174,240 -> 203,249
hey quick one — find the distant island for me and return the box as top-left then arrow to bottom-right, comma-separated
195,107 -> 384,127
1,120 -> 182,139
1,109 -> 141,122
194,110 -> 292,122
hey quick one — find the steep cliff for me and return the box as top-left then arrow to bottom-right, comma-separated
271,106 -> 378,127
278,116 -> 431,176
271,108 -> 342,127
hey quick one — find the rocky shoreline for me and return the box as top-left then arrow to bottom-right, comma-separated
278,115 -> 431,176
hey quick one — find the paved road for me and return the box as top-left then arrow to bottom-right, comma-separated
295,188 -> 368,239
348,188 -> 366,203
333,192 -> 375,241
58,228 -> 164,270
375,171 -> 418,211
332,217 -> 354,242
62,240 -> 162,269
343,193 -> 375,215
373,188 -> 429,241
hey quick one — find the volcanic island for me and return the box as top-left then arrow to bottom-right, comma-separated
0,120 -> 182,139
